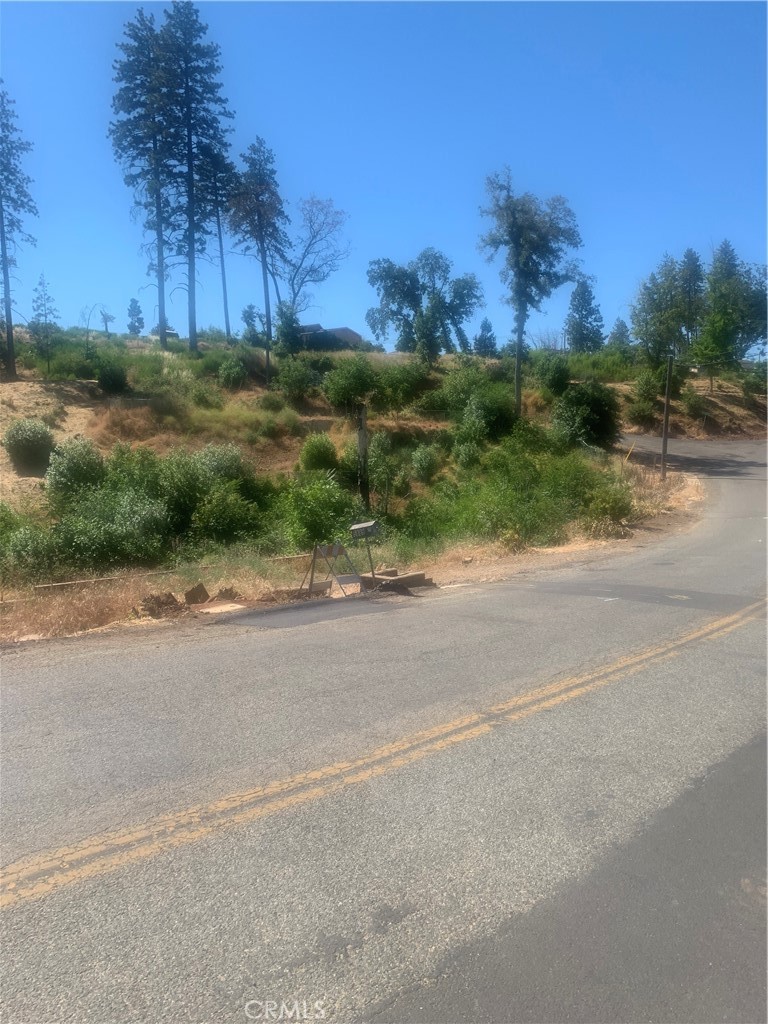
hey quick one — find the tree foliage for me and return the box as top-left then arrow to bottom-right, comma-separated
0,82 -> 38,379
160,1 -> 233,351
127,298 -> 144,335
565,278 -> 604,353
632,243 -> 766,370
110,8 -> 180,352
366,247 -> 483,363
480,168 -> 582,413
228,138 -> 289,380
473,316 -> 498,358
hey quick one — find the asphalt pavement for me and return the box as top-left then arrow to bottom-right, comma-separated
1,435 -> 765,1024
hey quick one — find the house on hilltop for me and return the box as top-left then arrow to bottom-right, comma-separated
298,324 -> 365,350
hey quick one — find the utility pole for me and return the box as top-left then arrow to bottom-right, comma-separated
660,354 -> 674,481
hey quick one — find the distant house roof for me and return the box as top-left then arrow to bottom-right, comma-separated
298,323 -> 364,347
326,327 -> 363,346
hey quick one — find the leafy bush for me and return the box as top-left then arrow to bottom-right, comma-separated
277,475 -> 364,550
440,362 -> 488,414
300,433 -> 338,472
46,349 -> 96,380
626,399 -> 657,427
191,481 -> 259,543
454,395 -> 489,448
55,489 -> 169,570
454,441 -> 482,469
98,362 -> 128,395
552,381 -> 621,449
534,353 -> 570,396
2,418 -> 55,473
633,370 -> 660,404
680,387 -> 708,419
45,438 -> 106,508
566,350 -> 637,383
276,358 -> 313,403
655,363 -> 687,399
411,444 -> 441,483
373,361 -> 431,412
190,380 -> 224,409
322,355 -> 379,412
218,356 -> 247,390
741,362 -> 767,400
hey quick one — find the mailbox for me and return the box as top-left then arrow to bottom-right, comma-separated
350,520 -> 379,540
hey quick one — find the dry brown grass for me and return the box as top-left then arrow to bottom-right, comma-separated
0,559 -> 310,643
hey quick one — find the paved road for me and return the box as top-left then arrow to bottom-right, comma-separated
1,436 -> 765,1024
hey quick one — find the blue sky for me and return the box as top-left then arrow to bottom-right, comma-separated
1,1 -> 765,348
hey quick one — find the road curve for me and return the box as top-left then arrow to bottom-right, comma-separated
1,435 -> 765,1023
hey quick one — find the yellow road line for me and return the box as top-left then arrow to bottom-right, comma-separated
1,598 -> 764,910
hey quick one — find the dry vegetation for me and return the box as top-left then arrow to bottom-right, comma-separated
0,360 -> 756,643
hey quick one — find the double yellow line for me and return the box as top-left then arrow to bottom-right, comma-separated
1,598 -> 764,911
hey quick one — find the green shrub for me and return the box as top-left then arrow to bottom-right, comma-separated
98,362 -> 128,395
585,484 -> 633,524
373,361 -> 431,412
454,395 -> 489,448
633,370 -> 659,404
626,399 -> 657,427
276,358 -> 313,403
454,441 -> 482,469
277,475 -> 364,550
190,380 -> 224,409
300,433 -> 338,472
680,387 -> 708,419
552,381 -> 621,449
440,363 -> 488,414
218,356 -> 247,390
411,443 -> 441,483
741,363 -> 767,400
191,480 -> 259,543
3,524 -> 61,581
45,438 -> 106,508
103,444 -> 162,499
323,355 -> 379,412
55,489 -> 169,570
3,418 -> 55,473
535,353 -> 570,396
654,363 -> 687,398
46,349 -> 97,380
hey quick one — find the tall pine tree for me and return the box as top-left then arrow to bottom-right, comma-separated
564,278 -> 604,353
161,1 -> 232,351
0,82 -> 38,380
110,9 -> 180,351
228,139 -> 289,382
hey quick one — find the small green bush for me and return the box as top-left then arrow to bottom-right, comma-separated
626,399 -> 657,427
411,444 -> 441,483
276,358 -> 313,403
98,362 -> 128,395
633,370 -> 660,404
373,361 -> 431,412
552,381 -> 621,449
680,387 -> 708,419
277,475 -> 364,549
191,480 -> 259,543
323,355 -> 379,412
260,391 -> 286,413
218,356 -> 247,390
454,441 -> 482,469
300,433 -> 339,472
45,437 -> 106,508
535,353 -> 570,396
3,418 -> 55,473
454,395 -> 489,448
190,380 -> 224,409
